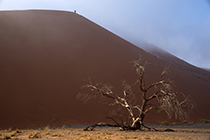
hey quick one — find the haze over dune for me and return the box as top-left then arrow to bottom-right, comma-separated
140,42 -> 210,82
0,10 -> 210,130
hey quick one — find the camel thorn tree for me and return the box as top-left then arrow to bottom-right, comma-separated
77,57 -> 195,131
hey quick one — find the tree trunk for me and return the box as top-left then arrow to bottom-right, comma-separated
140,112 -> 145,122
132,121 -> 141,130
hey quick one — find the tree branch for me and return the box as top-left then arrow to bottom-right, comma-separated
132,105 -> 142,117
147,90 -> 164,102
106,116 -> 120,126
145,106 -> 156,114
84,123 -> 121,131
145,80 -> 164,92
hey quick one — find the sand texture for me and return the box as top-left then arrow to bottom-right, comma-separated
1,123 -> 210,140
0,10 -> 210,130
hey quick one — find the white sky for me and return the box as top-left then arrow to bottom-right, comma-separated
0,0 -> 210,68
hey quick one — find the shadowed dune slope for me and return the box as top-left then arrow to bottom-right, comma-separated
0,10 -> 210,130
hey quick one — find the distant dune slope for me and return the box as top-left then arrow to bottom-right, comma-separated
0,10 -> 210,130
140,43 -> 210,82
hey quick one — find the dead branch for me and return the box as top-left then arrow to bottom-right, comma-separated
84,123 -> 120,131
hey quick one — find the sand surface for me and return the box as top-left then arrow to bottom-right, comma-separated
1,123 -> 210,140
0,10 -> 210,130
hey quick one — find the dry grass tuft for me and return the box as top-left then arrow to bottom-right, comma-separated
62,125 -> 66,130
10,129 -> 21,137
160,120 -> 193,126
1,134 -> 11,139
52,133 -> 61,137
28,131 -> 41,139
44,126 -> 50,131
1,124 -> 209,140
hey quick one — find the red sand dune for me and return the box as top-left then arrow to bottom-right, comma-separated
0,10 -> 210,130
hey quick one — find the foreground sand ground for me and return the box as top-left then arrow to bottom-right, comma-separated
1,123 -> 210,140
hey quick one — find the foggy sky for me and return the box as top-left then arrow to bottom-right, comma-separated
0,0 -> 210,68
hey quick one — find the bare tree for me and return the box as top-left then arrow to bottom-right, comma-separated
77,57 -> 195,131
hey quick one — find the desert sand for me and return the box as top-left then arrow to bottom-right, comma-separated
1,123 -> 210,140
0,10 -> 210,130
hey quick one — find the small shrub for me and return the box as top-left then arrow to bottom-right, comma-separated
189,121 -> 194,125
171,121 -> 186,125
181,120 -> 187,124
200,119 -> 210,123
160,121 -> 170,125
170,122 -> 179,125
